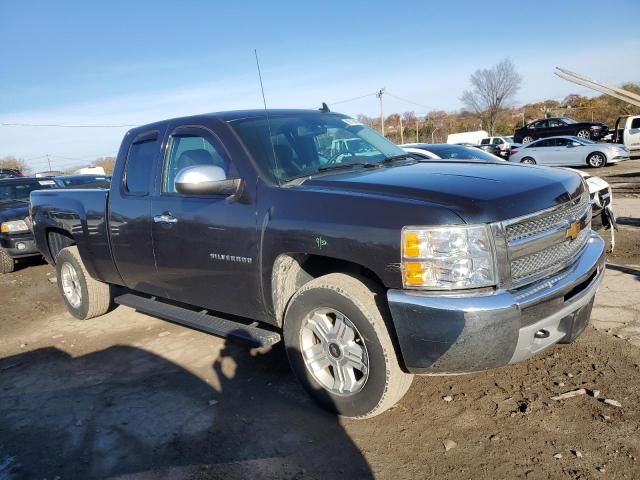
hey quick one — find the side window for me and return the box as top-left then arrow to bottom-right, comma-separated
480,138 -> 490,145
125,134 -> 159,194
548,119 -> 562,128
631,118 -> 640,129
535,139 -> 552,148
163,133 -> 230,193
554,138 -> 569,146
492,138 -> 502,145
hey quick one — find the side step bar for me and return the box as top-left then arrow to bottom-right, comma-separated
114,293 -> 281,347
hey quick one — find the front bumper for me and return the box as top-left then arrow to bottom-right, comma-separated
0,233 -> 40,258
608,155 -> 630,164
387,232 -> 606,374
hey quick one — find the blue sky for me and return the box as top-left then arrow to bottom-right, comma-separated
1,0 -> 639,171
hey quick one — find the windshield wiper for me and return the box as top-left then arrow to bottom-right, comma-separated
382,153 -> 417,164
317,161 -> 381,172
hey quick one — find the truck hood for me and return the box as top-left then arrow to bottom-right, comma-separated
300,161 -> 584,224
0,200 -> 29,223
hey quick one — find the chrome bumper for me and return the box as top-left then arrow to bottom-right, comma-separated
387,232 -> 606,374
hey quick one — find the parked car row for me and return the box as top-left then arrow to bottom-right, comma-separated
509,136 -> 629,167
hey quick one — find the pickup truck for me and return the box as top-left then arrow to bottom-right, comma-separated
31,109 -> 606,418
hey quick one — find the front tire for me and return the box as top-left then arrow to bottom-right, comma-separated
577,129 -> 591,140
587,152 -> 606,168
284,273 -> 413,419
522,135 -> 534,144
55,246 -> 111,319
521,157 -> 536,165
0,248 -> 15,274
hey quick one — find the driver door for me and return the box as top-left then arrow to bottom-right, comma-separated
150,125 -> 261,318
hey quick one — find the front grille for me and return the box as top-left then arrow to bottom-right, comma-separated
511,226 -> 590,281
504,193 -> 591,286
506,194 -> 588,242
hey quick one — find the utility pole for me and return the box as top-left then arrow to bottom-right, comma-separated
46,154 -> 52,171
432,127 -> 439,144
399,115 -> 404,144
376,88 -> 385,136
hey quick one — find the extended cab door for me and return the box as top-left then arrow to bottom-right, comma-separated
108,129 -> 166,296
150,123 -> 262,319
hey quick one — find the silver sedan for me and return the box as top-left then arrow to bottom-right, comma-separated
509,136 -> 629,168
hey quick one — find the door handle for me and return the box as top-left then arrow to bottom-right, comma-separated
153,213 -> 178,224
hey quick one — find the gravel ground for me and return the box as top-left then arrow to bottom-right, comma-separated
0,199 -> 638,480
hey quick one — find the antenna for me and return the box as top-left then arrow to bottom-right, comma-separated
254,49 -> 281,186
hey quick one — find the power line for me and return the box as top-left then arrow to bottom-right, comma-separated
329,92 -> 378,106
385,92 -> 438,112
0,122 -> 136,128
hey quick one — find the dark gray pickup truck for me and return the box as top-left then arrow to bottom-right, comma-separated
30,109 -> 606,418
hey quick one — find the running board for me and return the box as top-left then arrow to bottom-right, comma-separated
114,293 -> 281,347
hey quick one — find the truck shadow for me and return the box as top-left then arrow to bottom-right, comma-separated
0,342 -> 373,479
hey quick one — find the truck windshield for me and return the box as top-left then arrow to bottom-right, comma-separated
0,179 -> 57,202
230,113 -> 407,183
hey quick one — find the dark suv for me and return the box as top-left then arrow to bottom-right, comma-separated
0,169 -> 24,179
514,117 -> 608,144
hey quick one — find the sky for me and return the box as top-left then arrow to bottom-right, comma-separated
1,0 -> 639,172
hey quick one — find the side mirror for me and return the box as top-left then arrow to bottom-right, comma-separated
175,165 -> 243,198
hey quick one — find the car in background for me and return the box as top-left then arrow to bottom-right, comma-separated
479,136 -> 515,158
54,174 -> 111,189
514,117 -> 608,144
400,143 -> 504,162
569,170 -> 615,233
0,177 -> 59,273
509,136 -> 629,168
0,168 -> 24,179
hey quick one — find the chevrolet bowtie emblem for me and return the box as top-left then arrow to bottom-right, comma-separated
565,221 -> 581,241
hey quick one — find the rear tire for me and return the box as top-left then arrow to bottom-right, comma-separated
55,246 -> 111,319
521,157 -> 536,165
522,135 -> 534,144
587,152 -> 606,168
577,129 -> 591,140
284,273 -> 413,419
0,248 -> 15,274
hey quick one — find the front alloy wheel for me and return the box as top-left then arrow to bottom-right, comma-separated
60,261 -> 82,308
577,129 -> 591,139
284,273 -> 413,418
587,152 -> 606,168
300,308 -> 369,396
522,135 -> 534,144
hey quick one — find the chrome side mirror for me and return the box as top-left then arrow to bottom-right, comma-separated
175,165 -> 242,198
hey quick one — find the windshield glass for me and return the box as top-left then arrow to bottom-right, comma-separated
0,179 -> 57,202
230,113 -> 406,182
423,145 -> 500,161
560,117 -> 578,124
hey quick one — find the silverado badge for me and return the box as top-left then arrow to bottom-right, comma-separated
565,221 -> 582,241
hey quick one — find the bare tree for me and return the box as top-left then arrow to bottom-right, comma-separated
461,59 -> 522,135
92,156 -> 116,174
0,156 -> 29,175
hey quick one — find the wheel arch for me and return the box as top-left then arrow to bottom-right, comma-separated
271,253 -> 386,327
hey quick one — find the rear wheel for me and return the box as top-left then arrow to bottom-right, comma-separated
587,152 -> 606,168
522,135 -> 534,144
284,273 -> 413,419
521,157 -> 536,165
56,246 -> 111,319
577,129 -> 591,140
0,248 -> 15,274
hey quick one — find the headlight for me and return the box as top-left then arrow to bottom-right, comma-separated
402,225 -> 496,289
1,220 -> 29,233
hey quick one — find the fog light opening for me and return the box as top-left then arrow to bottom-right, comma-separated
16,242 -> 26,251
534,329 -> 550,339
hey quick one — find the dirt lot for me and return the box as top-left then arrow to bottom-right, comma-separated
1,200 -> 639,479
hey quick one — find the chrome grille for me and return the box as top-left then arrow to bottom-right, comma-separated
503,193 -> 591,286
506,194 -> 588,242
511,226 -> 590,281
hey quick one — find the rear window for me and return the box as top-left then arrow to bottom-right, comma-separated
0,180 -> 57,202
631,118 -> 640,129
125,135 -> 159,194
